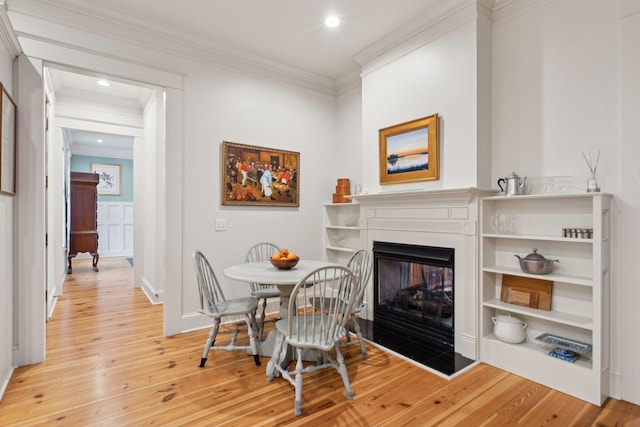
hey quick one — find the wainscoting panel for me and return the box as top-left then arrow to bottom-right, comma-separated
97,202 -> 134,257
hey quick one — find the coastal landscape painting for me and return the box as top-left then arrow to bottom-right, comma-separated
379,114 -> 439,185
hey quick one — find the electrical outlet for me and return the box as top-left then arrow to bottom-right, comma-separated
215,218 -> 227,231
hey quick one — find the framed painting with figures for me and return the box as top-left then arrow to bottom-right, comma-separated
221,141 -> 300,207
91,163 -> 121,196
379,113 -> 439,185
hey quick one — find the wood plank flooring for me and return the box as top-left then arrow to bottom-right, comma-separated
1,257 -> 639,426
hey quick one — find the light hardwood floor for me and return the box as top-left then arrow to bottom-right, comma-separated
1,257 -> 639,426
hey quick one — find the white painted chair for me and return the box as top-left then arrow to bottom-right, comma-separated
245,242 -> 281,339
312,249 -> 373,358
266,265 -> 357,416
342,249 -> 374,358
192,250 -> 261,367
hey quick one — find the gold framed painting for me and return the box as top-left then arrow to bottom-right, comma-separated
378,113 -> 439,185
221,141 -> 300,207
0,83 -> 17,196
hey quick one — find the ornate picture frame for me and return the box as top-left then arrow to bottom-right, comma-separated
378,113 -> 439,185
221,141 -> 300,207
91,162 -> 122,196
0,83 -> 17,196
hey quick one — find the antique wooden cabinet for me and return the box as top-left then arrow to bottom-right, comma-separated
68,172 -> 100,273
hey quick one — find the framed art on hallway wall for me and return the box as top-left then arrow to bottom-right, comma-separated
221,141 -> 300,207
379,113 -> 439,185
0,82 -> 17,196
91,162 -> 122,196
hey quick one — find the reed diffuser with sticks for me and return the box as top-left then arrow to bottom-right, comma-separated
582,150 -> 600,192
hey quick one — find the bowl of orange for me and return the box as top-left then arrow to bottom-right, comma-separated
270,248 -> 299,270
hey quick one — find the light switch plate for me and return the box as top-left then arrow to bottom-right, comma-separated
215,218 -> 227,231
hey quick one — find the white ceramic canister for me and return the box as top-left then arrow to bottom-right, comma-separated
492,314 -> 527,344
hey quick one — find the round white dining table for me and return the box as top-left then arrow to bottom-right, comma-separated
223,259 -> 340,318
223,259 -> 341,361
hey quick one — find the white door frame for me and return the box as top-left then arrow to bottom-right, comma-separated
15,45 -> 185,366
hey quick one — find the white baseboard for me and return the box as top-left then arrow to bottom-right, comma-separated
141,277 -> 163,304
47,295 -> 59,320
609,369 -> 622,400
0,366 -> 15,402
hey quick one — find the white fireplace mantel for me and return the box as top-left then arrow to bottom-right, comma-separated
350,187 -> 496,207
352,187 -> 496,363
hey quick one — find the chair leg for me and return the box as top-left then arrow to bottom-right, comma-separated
257,297 -> 268,340
200,319 -> 220,367
334,345 -> 354,400
294,347 -> 304,416
244,313 -> 261,366
352,318 -> 368,359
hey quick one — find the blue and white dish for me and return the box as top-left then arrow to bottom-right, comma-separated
535,333 -> 592,354
548,347 -> 578,363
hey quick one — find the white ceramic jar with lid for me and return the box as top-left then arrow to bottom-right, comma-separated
492,314 -> 527,344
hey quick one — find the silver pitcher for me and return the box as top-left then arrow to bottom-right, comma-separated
497,172 -> 527,196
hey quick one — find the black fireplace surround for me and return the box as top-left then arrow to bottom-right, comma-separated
372,241 -> 466,375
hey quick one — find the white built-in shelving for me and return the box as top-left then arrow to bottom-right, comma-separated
323,202 -> 362,264
479,193 -> 611,405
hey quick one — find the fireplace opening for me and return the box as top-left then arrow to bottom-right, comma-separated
372,241 -> 463,375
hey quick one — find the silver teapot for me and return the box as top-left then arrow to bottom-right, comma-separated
497,172 -> 527,196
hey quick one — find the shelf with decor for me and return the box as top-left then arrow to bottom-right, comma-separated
479,193 -> 611,405
323,202 -> 362,264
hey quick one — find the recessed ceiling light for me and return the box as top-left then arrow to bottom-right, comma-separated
325,15 -> 340,28
97,139 -> 103,143
97,79 -> 110,87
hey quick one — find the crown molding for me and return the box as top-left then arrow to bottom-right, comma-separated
335,69 -> 362,96
354,0 -> 485,77
0,1 -> 21,57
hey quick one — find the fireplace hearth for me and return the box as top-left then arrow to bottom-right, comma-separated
371,241 -> 472,375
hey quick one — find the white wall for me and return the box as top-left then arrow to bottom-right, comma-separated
361,5 -> 489,194
336,85 -> 364,193
140,92 -> 158,302
179,61 -> 339,330
0,28 -> 16,400
45,120 -> 68,318
491,0 -> 639,402
618,0 -> 640,406
492,0 -> 620,189
15,54 -> 46,367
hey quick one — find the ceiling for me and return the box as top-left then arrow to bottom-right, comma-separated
22,0 -> 469,153
19,0 -> 462,80
48,68 -> 153,155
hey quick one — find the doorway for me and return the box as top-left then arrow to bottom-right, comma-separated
44,65 -> 157,314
